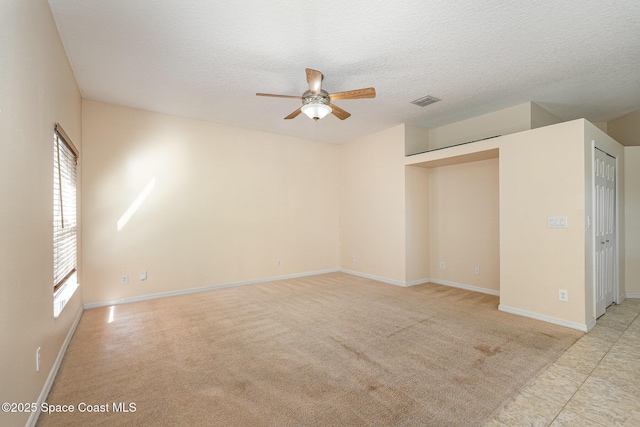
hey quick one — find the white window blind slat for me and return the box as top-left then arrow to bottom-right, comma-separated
53,129 -> 78,291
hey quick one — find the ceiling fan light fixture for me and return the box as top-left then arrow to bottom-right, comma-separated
301,103 -> 332,120
258,69 -> 374,121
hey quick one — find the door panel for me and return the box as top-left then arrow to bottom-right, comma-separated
594,148 -> 616,318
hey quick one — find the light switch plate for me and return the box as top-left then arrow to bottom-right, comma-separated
548,216 -> 568,228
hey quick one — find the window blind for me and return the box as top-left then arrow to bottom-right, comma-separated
53,125 -> 78,293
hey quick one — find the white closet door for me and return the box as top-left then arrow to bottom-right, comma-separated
594,148 -> 616,318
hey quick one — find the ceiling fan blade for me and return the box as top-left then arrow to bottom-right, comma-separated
328,87 -> 376,101
256,93 -> 303,99
329,103 -> 351,120
284,107 -> 302,120
305,68 -> 323,95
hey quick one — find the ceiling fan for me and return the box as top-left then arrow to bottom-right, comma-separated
256,68 -> 376,121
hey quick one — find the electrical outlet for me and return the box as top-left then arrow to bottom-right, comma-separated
559,289 -> 568,302
139,271 -> 147,281
439,261 -> 445,270
474,267 -> 480,275
121,275 -> 129,285
36,347 -> 41,372
277,259 -> 281,266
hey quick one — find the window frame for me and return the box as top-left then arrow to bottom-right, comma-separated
53,124 -> 79,317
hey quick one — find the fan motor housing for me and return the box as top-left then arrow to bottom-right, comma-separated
302,90 -> 330,106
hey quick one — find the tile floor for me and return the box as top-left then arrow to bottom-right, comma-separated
486,298 -> 640,426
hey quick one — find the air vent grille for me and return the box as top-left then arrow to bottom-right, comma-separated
411,95 -> 440,107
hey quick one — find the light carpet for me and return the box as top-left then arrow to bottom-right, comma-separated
37,272 -> 582,426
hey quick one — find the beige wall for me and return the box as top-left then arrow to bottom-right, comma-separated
406,120 -> 614,330
593,122 -> 608,133
82,101 -> 340,304
405,124 -> 430,156
405,166 -> 430,283
341,123 -> 501,288
624,147 -> 640,296
499,121 -> 588,326
531,102 -> 563,129
0,1 -> 82,426
428,159 -> 500,292
602,109 -> 639,300
607,109 -> 640,146
339,125 -> 407,283
426,102 -> 564,152
427,102 -> 532,150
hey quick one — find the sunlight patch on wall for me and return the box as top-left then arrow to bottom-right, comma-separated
117,177 -> 156,231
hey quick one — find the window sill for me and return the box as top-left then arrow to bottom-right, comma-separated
54,272 -> 79,318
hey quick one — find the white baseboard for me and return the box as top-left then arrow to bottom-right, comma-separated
625,293 -> 640,299
498,304 -> 588,332
27,305 -> 84,427
339,269 -> 408,287
338,271 -> 500,297
405,278 -> 431,287
85,269 -> 503,309
339,270 -> 430,287
429,278 -> 500,296
84,268 -> 341,309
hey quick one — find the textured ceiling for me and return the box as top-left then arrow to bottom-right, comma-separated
48,0 -> 640,143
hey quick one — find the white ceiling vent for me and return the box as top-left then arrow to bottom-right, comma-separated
411,95 -> 440,107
